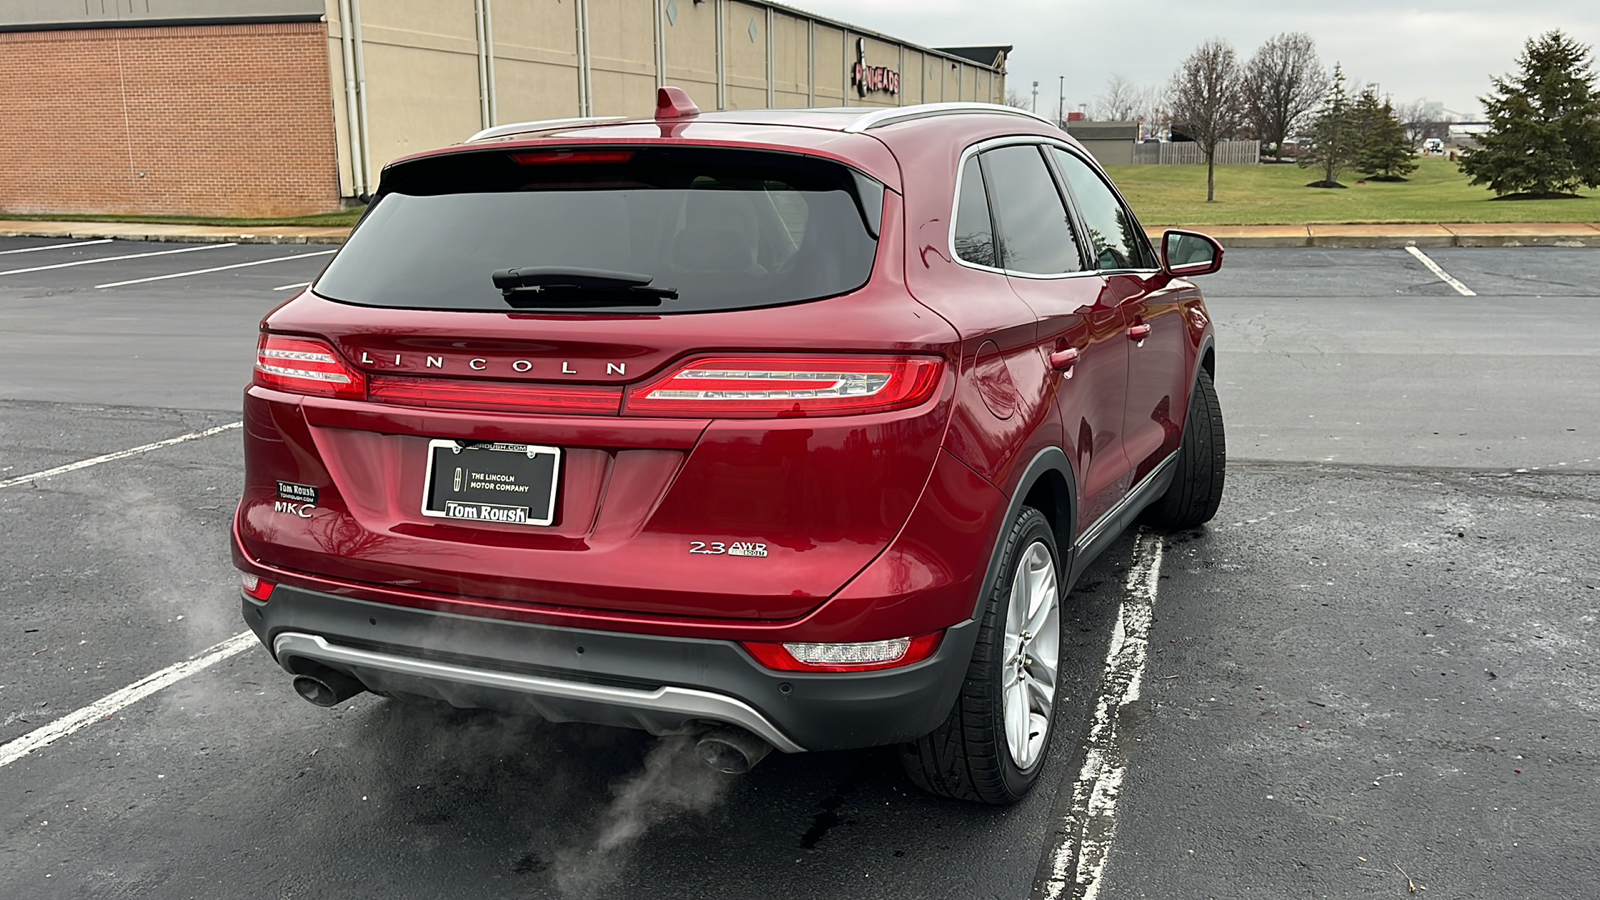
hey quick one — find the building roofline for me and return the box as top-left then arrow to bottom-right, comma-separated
934,45 -> 1013,68
755,0 -> 1006,72
0,2 -> 1004,75
0,13 -> 323,34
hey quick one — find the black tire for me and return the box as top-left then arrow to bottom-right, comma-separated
899,507 -> 1062,805
1146,368 -> 1226,529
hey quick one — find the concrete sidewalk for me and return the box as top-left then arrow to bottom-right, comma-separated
1145,222 -> 1600,248
0,219 -> 349,245
3,217 -> 1596,249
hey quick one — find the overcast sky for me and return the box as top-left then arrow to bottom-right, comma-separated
797,0 -> 1600,119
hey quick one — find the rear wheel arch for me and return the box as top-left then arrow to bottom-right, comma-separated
972,447 -> 1077,620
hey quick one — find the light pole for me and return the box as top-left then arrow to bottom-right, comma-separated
1057,75 -> 1064,127
1031,80 -> 1039,113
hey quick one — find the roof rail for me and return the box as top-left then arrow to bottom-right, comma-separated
465,116 -> 630,143
843,102 -> 1058,134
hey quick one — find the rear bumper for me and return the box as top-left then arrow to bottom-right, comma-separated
245,584 -> 978,752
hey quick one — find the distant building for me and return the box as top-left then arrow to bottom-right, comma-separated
0,1 -> 1008,217
1064,121 -> 1139,166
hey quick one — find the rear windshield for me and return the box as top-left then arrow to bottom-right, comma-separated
313,147 -> 882,314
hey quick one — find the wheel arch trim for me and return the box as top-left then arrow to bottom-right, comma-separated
972,447 -> 1077,619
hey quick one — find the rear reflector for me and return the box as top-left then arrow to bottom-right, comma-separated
625,355 -> 943,418
253,334 -> 366,400
241,573 -> 275,602
510,149 -> 635,165
368,375 -> 622,415
742,632 -> 943,673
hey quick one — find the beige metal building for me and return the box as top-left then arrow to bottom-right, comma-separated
325,1 -> 1008,200
0,1 -> 1008,216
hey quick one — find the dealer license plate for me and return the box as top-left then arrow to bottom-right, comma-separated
421,440 -> 560,527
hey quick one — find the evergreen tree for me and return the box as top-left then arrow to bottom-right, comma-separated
1353,90 -> 1419,180
1299,64 -> 1354,188
1460,30 -> 1600,197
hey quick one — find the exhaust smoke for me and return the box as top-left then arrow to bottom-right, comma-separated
552,733 -> 734,898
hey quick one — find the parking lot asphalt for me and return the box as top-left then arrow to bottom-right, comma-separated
0,238 -> 1595,899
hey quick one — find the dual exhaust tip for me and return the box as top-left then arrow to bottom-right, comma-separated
291,665 -> 366,708
694,725 -> 773,775
287,667 -> 774,773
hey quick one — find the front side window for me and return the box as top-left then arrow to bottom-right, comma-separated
1050,147 -> 1156,271
980,145 -> 1083,276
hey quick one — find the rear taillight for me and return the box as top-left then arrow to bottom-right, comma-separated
624,356 -> 943,418
241,573 -> 275,602
742,632 -> 943,673
368,376 -> 622,415
253,334 -> 365,400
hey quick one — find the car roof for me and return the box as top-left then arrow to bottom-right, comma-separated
381,99 -> 1065,193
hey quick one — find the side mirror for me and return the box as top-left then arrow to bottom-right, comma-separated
1161,230 -> 1224,277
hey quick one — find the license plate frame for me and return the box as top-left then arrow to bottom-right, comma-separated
420,439 -> 561,527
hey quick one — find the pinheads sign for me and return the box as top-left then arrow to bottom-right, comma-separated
852,38 -> 900,97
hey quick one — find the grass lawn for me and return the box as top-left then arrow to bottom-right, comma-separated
1105,157 -> 1600,226
0,209 -> 363,228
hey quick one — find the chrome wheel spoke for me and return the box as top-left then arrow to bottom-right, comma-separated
1004,671 -> 1030,761
1024,566 -> 1057,636
1025,650 -> 1058,697
1007,565 -> 1031,646
1025,668 -> 1055,712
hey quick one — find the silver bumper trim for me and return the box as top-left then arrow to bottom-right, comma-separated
272,631 -> 806,753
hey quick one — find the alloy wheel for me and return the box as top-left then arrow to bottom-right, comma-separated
1001,539 -> 1060,770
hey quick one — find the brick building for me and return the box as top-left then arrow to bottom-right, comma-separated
0,1 -> 1008,218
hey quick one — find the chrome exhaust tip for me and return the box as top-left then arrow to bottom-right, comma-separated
291,665 -> 366,708
695,726 -> 774,774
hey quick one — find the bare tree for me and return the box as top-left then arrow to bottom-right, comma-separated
1393,99 -> 1429,148
1244,33 -> 1329,160
1168,39 -> 1249,202
1093,74 -> 1154,121
1003,89 -> 1033,111
1394,98 -> 1454,148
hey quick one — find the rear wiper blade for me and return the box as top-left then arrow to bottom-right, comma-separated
491,266 -> 677,302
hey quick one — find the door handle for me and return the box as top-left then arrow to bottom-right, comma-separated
1049,348 -> 1080,371
1127,323 -> 1152,342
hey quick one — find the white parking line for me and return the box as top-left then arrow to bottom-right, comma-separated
0,421 -> 242,490
0,242 -> 236,277
273,281 -> 312,291
0,631 -> 257,769
1405,245 -> 1477,296
0,238 -> 115,256
1039,532 -> 1163,900
94,249 -> 337,289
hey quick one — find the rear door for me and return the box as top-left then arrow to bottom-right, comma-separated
1048,146 -> 1185,484
977,142 -> 1134,533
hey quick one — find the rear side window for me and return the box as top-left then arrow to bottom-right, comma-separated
1050,147 -> 1157,271
980,145 -> 1084,276
952,157 -> 998,268
314,147 -> 881,314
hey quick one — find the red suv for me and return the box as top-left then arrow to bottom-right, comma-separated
233,88 -> 1226,805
